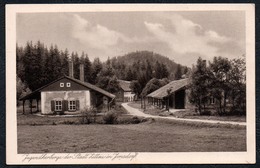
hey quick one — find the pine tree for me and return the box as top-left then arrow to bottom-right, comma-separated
160,63 -> 169,79
96,64 -> 119,93
90,57 -> 103,84
175,64 -> 182,80
60,49 -> 69,76
44,45 -> 55,84
16,43 -> 25,81
79,52 -> 92,82
22,41 -> 44,91
145,60 -> 153,81
125,68 -> 134,81
155,61 -> 163,79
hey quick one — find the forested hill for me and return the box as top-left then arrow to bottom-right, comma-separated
16,41 -> 189,100
116,51 -> 177,67
109,51 -> 188,81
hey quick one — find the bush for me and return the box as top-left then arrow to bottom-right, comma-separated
131,116 -> 141,124
199,110 -> 211,116
109,103 -> 127,114
80,107 -> 98,124
116,115 -> 152,124
61,120 -> 78,125
103,111 -> 118,124
229,106 -> 246,116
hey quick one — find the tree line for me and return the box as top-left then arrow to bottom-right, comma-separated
17,41 -> 246,115
189,56 -> 246,115
17,41 -> 121,99
16,41 -> 187,101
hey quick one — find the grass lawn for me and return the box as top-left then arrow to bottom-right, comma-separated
128,101 -> 246,122
17,114 -> 246,153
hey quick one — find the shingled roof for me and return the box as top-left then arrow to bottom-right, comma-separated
69,76 -> 116,98
147,78 -> 190,99
20,76 -> 115,101
118,80 -> 132,92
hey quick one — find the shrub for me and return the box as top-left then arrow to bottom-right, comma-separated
109,103 -> 127,114
103,111 -> 118,124
29,122 -> 42,126
80,107 -> 98,124
117,115 -> 150,124
131,116 -> 141,124
229,106 -> 246,116
61,120 -> 78,125
199,110 -> 211,116
144,118 -> 155,123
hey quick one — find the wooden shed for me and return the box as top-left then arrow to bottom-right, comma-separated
146,78 -> 193,110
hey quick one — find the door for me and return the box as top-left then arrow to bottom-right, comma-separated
174,89 -> 185,109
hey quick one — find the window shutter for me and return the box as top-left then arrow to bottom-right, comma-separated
76,100 -> 80,110
63,100 -> 68,111
51,100 -> 55,111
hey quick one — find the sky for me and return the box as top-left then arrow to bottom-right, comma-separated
17,11 -> 245,67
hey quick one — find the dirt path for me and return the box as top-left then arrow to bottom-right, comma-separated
121,103 -> 246,126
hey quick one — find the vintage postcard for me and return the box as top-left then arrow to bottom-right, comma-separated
6,4 -> 255,164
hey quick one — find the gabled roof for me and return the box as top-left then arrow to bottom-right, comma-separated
118,80 -> 132,92
147,78 -> 190,99
69,76 -> 116,99
20,76 -> 115,101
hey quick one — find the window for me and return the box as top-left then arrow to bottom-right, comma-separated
55,100 -> 62,111
60,83 -> 64,87
69,100 -> 76,111
66,82 -> 71,87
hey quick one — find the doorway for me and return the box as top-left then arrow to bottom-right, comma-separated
174,89 -> 185,109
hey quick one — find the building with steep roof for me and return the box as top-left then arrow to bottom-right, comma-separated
20,63 -> 115,114
116,80 -> 136,102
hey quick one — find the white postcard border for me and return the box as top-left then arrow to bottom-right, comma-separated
6,4 -> 255,165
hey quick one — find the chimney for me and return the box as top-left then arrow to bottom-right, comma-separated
69,59 -> 74,78
80,63 -> 84,82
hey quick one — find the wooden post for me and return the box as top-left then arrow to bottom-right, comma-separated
22,100 -> 25,114
141,97 -> 143,109
36,99 -> 39,112
29,99 -> 33,114
167,97 -> 169,112
144,97 -> 146,111
162,100 -> 164,109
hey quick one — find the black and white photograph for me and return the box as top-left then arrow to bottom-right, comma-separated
6,4 -> 255,164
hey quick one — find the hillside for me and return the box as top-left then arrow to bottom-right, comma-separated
110,51 -> 188,80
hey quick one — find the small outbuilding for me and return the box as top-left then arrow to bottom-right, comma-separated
116,80 -> 136,102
